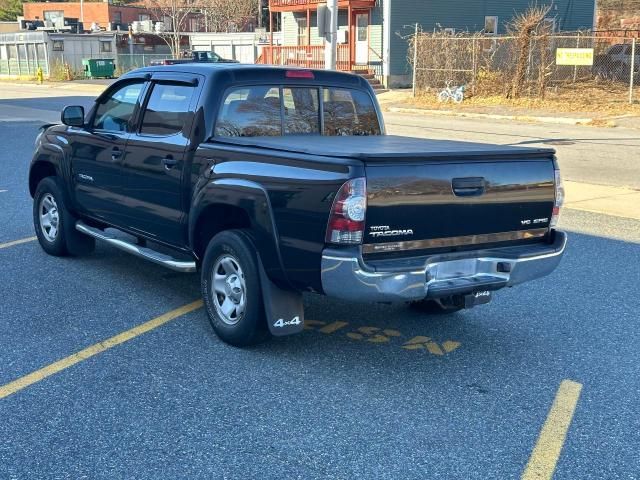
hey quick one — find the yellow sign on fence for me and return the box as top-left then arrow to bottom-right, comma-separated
556,48 -> 594,66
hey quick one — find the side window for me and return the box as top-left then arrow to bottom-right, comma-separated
93,81 -> 144,132
215,86 -> 282,137
140,83 -> 195,136
283,87 -> 319,134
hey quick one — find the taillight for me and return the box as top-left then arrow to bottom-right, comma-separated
550,159 -> 564,228
325,178 -> 367,244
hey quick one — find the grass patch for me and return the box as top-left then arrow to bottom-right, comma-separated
413,81 -> 640,117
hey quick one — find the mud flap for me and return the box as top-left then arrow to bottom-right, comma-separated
257,258 -> 305,336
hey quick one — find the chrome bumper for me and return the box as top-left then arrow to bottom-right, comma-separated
321,231 -> 567,303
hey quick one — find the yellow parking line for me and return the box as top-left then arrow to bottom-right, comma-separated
0,300 -> 203,400
0,236 -> 37,250
522,379 -> 583,480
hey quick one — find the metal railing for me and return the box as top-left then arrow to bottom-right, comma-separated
257,44 -> 350,70
269,0 -> 374,8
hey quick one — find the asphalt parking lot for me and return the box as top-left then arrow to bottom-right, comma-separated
1,90 -> 640,479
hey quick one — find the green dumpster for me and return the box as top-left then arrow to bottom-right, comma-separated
82,58 -> 116,79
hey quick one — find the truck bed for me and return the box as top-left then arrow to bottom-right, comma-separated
213,135 -> 555,161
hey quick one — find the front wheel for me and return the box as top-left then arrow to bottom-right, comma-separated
438,91 -> 450,103
33,176 -> 94,257
201,230 -> 270,347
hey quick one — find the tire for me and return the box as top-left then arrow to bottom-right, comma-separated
410,297 -> 464,315
33,176 -> 95,257
201,230 -> 270,347
453,92 -> 464,103
438,91 -> 449,103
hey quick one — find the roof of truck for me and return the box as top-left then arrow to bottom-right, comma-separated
123,63 -> 370,89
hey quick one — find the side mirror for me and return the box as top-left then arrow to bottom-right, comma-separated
61,105 -> 85,127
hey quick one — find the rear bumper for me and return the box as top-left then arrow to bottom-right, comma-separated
321,230 -> 567,303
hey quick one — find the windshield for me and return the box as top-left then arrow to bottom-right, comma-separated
215,85 -> 381,137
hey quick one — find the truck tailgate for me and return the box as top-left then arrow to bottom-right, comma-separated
363,158 -> 555,256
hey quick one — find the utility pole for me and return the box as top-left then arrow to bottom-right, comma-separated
324,0 -> 337,70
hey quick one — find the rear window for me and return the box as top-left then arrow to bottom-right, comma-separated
215,85 -> 381,137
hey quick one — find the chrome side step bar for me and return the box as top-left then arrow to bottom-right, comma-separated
76,221 -> 196,273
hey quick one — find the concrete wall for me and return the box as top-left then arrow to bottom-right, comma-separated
189,32 -> 282,64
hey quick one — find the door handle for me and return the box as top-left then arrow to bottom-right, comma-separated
111,147 -> 123,161
452,177 -> 486,197
162,156 -> 178,169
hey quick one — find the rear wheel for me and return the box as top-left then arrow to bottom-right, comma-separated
201,230 -> 270,347
410,297 -> 464,314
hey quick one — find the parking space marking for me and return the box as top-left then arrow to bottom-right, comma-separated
305,321 -> 461,355
318,321 -> 349,334
0,300 -> 203,400
0,189 -> 7,193
402,336 -> 462,355
522,379 -> 583,480
0,236 -> 37,250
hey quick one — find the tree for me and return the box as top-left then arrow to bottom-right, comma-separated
0,0 -> 24,21
506,4 -> 552,99
201,0 -> 258,33
144,0 -> 200,57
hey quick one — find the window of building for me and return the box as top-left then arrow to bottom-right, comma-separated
139,14 -> 150,21
484,16 -> 498,35
100,41 -> 112,53
357,13 -> 368,42
112,11 -> 122,24
543,17 -> 556,33
296,16 -> 307,45
140,83 -> 195,136
52,40 -> 64,51
44,10 -> 64,24
93,81 -> 144,132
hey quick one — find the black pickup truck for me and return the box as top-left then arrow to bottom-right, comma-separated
29,64 -> 567,346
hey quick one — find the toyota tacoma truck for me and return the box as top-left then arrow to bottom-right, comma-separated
29,64 -> 567,346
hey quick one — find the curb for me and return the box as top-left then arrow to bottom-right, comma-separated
386,106 -> 598,126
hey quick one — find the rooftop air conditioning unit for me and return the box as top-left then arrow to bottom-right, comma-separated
131,21 -> 141,34
154,22 -> 165,33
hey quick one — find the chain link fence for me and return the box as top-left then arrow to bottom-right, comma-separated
410,29 -> 639,104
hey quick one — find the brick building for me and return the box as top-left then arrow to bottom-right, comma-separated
22,2 -> 155,30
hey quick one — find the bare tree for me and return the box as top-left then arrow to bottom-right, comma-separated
201,0 -> 259,33
507,4 -> 553,99
144,0 -> 200,57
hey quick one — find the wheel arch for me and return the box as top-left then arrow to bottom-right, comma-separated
29,160 -> 59,197
189,178 -> 291,289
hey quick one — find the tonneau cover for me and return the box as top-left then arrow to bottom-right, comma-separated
213,135 -> 555,161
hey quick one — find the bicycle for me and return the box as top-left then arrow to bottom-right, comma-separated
438,81 -> 466,103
